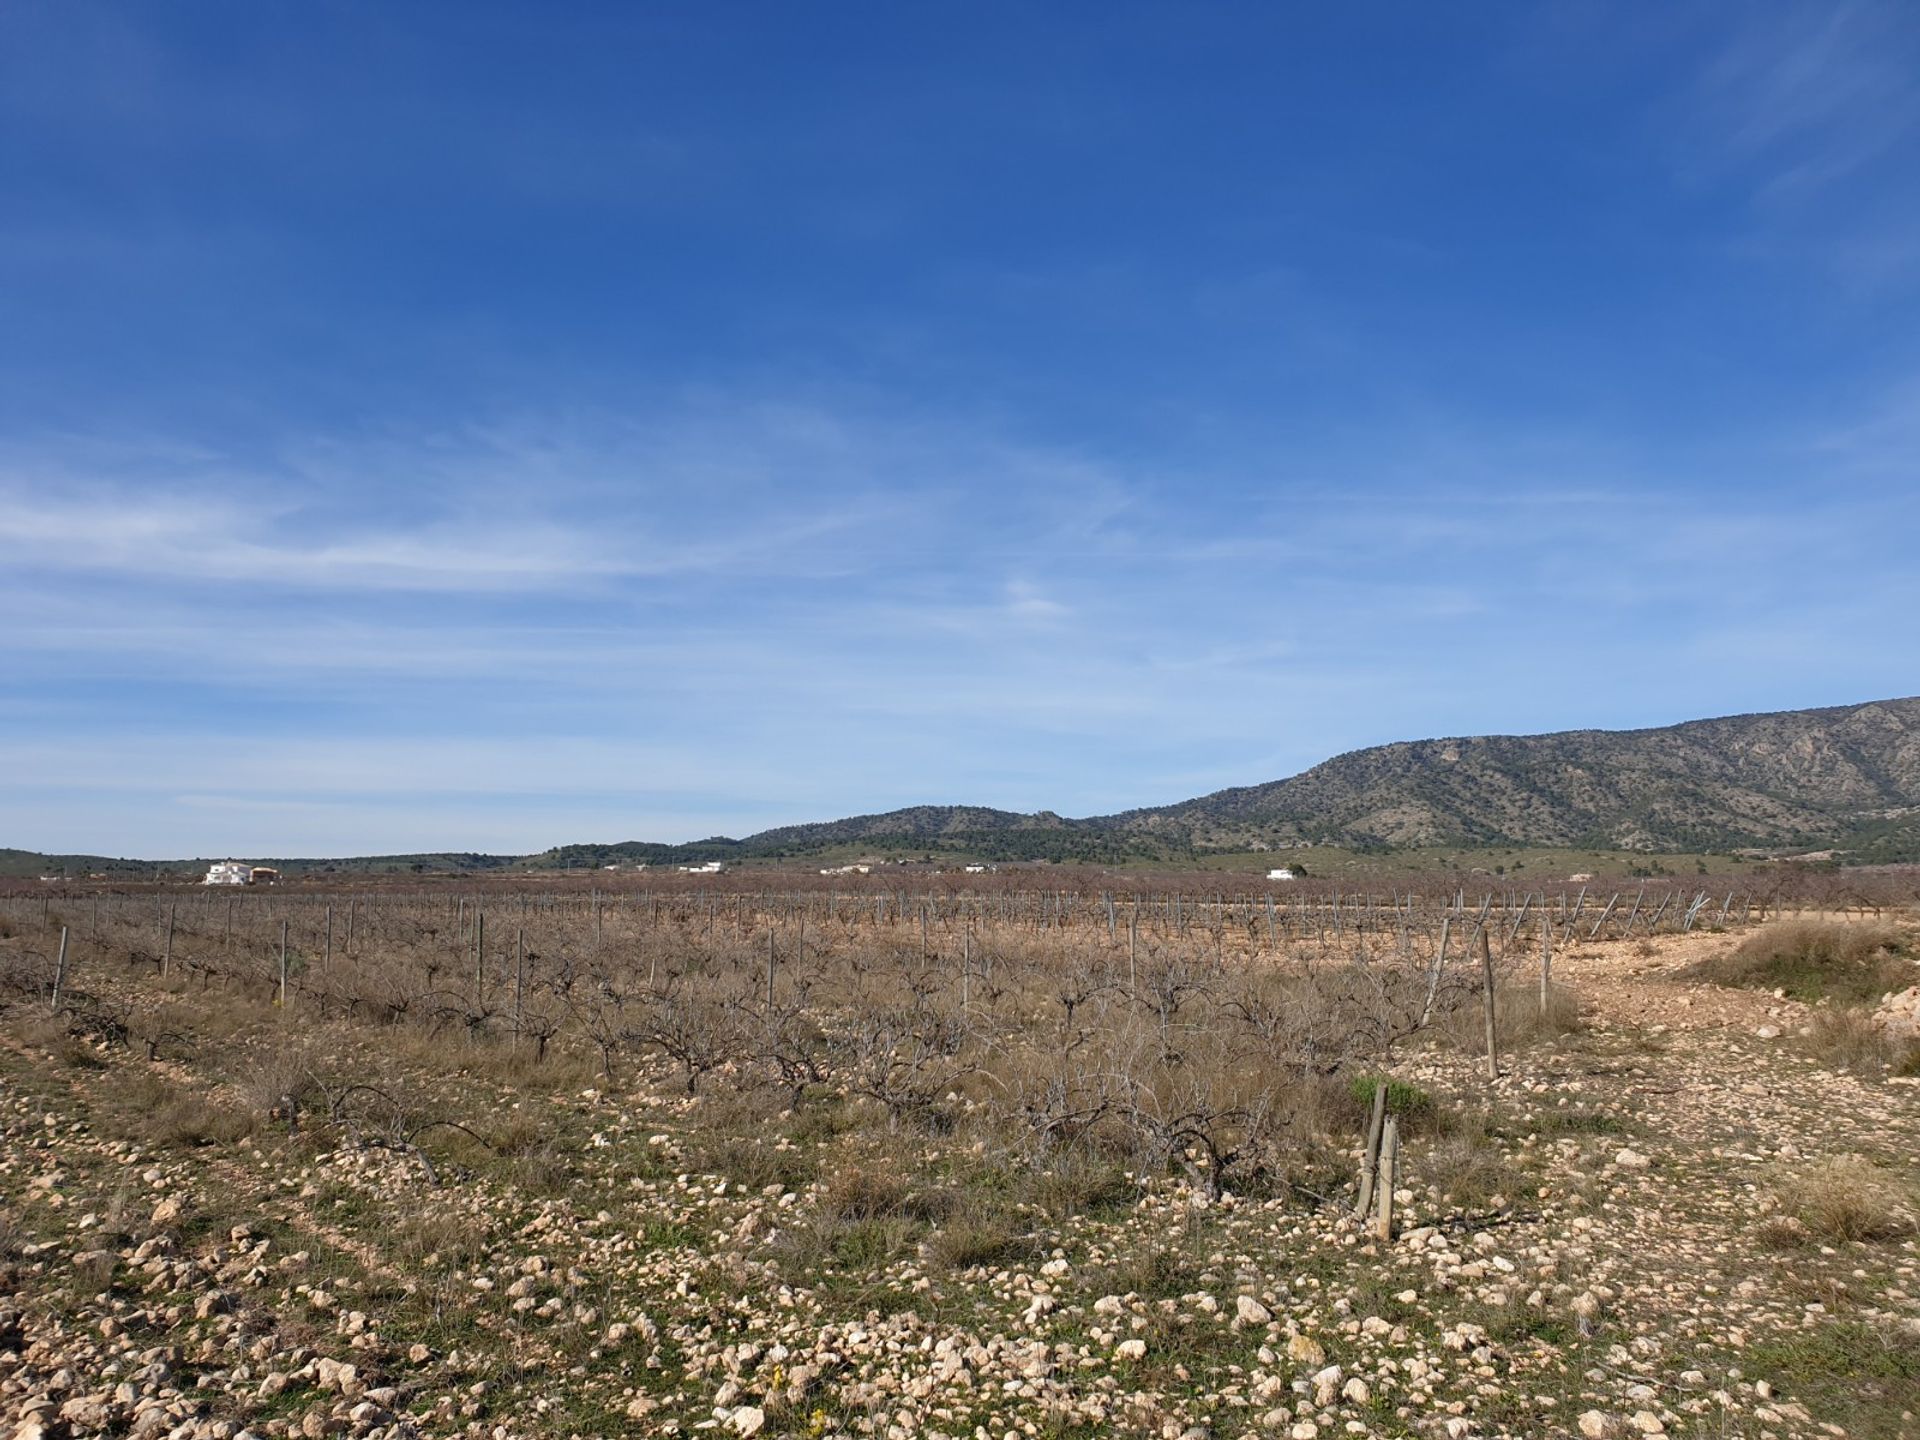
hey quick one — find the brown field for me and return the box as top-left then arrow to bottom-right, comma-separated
1,885 -> 1916,1439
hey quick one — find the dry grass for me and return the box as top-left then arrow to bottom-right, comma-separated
392,1209 -> 495,1268
923,1213 -> 1036,1271
11,1012 -> 109,1069
1688,920 -> 1914,1004
1803,1007 -> 1907,1076
1418,1113 -> 1528,1210
688,1132 -> 818,1191
822,1163 -> 949,1223
1439,978 -> 1584,1056
1768,1155 -> 1918,1244
99,1069 -> 255,1148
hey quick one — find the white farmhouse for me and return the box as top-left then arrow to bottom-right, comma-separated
203,861 -> 252,886
1266,867 -> 1296,882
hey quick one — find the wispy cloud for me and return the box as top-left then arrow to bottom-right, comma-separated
1,489 -> 631,591
1665,1 -> 1920,286
1693,2 -> 1920,200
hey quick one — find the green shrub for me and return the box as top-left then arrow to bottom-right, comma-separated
1349,1075 -> 1433,1121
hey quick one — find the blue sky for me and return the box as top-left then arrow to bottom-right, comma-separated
5,2 -> 1920,857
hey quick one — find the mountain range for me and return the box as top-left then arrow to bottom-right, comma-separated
9,697 -> 1920,877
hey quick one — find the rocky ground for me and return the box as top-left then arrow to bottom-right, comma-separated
1,926 -> 1915,1440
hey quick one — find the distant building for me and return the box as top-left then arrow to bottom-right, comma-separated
1266,867 -> 1296,882
1568,872 -> 1594,883
820,864 -> 872,876
203,862 -> 280,885
677,860 -> 724,874
963,864 -> 991,874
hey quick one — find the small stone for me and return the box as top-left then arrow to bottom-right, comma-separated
1235,1295 -> 1272,1326
1114,1338 -> 1147,1362
1577,1415 -> 1609,1440
728,1406 -> 765,1437
1286,1333 -> 1326,1366
1613,1148 -> 1651,1170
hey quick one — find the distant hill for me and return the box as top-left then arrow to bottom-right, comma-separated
1100,697 -> 1920,857
11,698 -> 1920,876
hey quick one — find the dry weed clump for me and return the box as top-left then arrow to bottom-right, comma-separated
1766,1155 -> 1918,1245
1802,1007 -> 1908,1075
923,1212 -> 1036,1272
10,1011 -> 109,1070
1417,1114 -> 1527,1211
823,1162 -> 948,1223
1435,976 -> 1584,1058
86,1068 -> 253,1148
1689,920 -> 1913,1004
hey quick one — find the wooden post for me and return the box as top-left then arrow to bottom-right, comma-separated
50,926 -> 70,1012
1480,924 -> 1499,1081
162,901 -> 176,979
513,927 -> 526,1044
1539,913 -> 1552,1019
766,928 -> 776,1009
1354,1080 -> 1388,1219
346,896 -> 356,956
474,910 -> 485,1010
278,920 -> 289,1009
1373,1117 -> 1398,1241
323,904 -> 333,978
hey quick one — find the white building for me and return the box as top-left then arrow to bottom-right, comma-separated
1266,867 -> 1296,882
203,861 -> 252,886
677,860 -> 724,874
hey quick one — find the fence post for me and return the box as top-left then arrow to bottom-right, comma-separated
1373,1118 -> 1399,1241
1539,914 -> 1552,1020
278,920 -> 289,1009
1354,1081 -> 1388,1219
50,926 -> 70,1012
513,928 -> 526,1045
1480,925 -> 1499,1080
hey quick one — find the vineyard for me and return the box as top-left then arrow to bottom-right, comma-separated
1,875 -> 1915,1439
